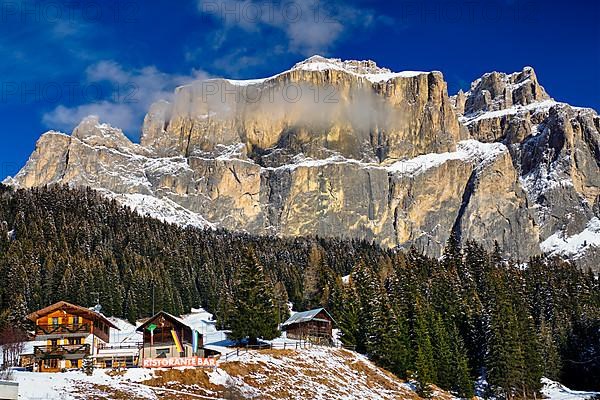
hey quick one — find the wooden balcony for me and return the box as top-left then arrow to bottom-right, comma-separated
97,342 -> 143,350
35,323 -> 90,336
34,344 -> 90,358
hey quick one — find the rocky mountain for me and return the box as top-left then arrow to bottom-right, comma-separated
5,56 -> 600,270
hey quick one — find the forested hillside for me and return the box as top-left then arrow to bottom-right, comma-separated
0,184 -> 598,397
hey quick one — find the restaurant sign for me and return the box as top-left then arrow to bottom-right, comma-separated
142,356 -> 217,368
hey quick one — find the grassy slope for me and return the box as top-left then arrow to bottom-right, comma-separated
14,347 -> 456,399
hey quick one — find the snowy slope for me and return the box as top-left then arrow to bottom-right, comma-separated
541,378 -> 599,400
104,191 -> 216,229
11,347 -> 452,400
541,217 -> 600,260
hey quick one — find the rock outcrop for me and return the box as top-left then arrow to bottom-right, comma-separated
458,67 -> 600,270
6,57 -> 600,270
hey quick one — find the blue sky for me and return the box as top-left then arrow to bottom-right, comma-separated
1,0 -> 599,179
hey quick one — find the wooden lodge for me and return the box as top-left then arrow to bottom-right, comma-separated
281,308 -> 335,344
137,311 -> 204,362
26,301 -> 119,372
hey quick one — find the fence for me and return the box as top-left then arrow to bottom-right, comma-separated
221,341 -> 356,362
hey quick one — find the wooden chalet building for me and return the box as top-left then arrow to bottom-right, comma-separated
281,308 -> 335,344
137,311 -> 204,362
26,301 -> 119,372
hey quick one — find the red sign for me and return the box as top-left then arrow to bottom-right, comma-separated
142,357 -> 217,368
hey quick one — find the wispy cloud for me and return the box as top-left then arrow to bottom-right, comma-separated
42,61 -> 210,137
193,0 -> 386,73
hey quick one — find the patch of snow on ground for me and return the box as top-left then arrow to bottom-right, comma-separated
385,150 -> 464,175
541,377 -> 599,400
223,77 -> 269,86
223,346 -> 421,400
13,368 -> 156,400
143,157 -> 192,176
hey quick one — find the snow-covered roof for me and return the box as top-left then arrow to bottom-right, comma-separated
281,308 -> 335,327
107,317 -> 142,345
180,308 -> 218,334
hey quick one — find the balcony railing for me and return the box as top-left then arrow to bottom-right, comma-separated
34,344 -> 90,357
35,323 -> 90,336
98,342 -> 143,350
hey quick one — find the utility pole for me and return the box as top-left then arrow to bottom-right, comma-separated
152,284 -> 155,316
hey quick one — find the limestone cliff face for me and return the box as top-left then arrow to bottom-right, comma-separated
142,56 -> 466,163
6,57 -> 600,270
458,67 -> 600,270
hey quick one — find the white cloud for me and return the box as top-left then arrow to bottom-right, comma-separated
42,62 -> 210,137
197,0 -> 378,56
42,102 -> 139,134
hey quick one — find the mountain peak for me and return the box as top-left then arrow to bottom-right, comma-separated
288,55 -> 429,84
72,115 -> 136,152
291,55 -> 392,75
461,66 -> 551,115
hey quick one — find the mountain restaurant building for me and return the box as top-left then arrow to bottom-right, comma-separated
137,311 -> 205,366
281,308 -> 336,344
26,301 -> 120,372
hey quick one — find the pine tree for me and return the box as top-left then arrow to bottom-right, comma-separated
519,314 -> 543,398
337,283 -> 361,348
228,249 -> 279,345
430,311 -> 453,390
539,318 -> 561,380
381,307 -> 411,379
272,281 -> 290,326
485,270 -> 526,399
448,321 -> 474,398
413,301 -> 436,397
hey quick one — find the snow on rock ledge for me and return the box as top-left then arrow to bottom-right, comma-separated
541,217 -> 600,260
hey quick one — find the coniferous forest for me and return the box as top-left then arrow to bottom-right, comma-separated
0,184 -> 598,398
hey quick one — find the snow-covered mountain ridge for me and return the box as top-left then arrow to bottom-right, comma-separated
5,56 -> 600,270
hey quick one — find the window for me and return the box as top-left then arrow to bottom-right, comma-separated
52,317 -> 59,326
68,337 -> 83,345
73,316 -> 80,326
156,348 -> 170,358
44,359 -> 58,370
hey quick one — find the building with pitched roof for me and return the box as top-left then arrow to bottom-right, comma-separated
136,311 -> 204,361
26,301 -> 120,372
281,308 -> 335,344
